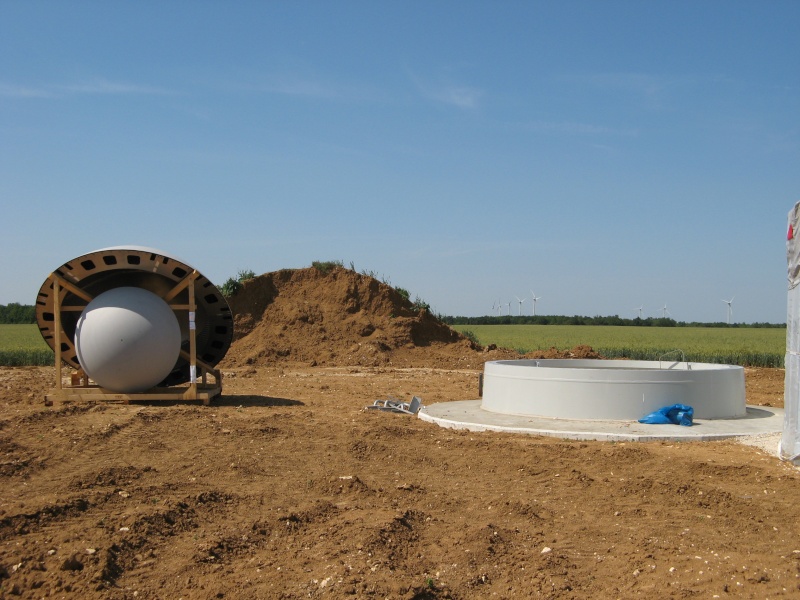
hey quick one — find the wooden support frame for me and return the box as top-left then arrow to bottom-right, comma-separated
45,271 -> 223,406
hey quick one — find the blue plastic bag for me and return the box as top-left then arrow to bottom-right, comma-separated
638,404 -> 694,426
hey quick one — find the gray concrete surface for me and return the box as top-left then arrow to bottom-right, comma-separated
418,400 -> 784,442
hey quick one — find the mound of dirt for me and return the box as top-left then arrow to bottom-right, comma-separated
526,344 -> 602,359
222,267 -> 475,368
221,266 -> 599,369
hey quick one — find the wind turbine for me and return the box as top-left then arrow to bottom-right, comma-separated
506,300 -> 512,316
661,303 -> 670,318
634,305 -> 643,319
530,290 -> 541,316
722,297 -> 734,324
515,295 -> 526,316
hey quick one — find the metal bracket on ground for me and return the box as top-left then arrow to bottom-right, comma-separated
365,396 -> 423,415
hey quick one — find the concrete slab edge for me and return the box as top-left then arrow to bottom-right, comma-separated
418,402 -> 784,443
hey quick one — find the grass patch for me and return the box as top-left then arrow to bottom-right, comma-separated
0,324 -> 54,366
220,269 -> 256,297
451,324 -> 785,367
0,349 -> 53,366
312,260 -> 344,274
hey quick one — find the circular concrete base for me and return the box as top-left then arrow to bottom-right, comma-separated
482,359 -> 745,420
419,400 -> 784,442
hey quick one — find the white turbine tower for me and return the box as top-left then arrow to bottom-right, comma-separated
634,305 -> 643,319
496,300 -> 503,316
661,303 -> 670,318
530,290 -> 541,316
515,295 -> 526,316
722,297 -> 734,324
506,300 -> 512,316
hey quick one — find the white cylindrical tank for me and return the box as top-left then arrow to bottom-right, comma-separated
481,359 -> 746,421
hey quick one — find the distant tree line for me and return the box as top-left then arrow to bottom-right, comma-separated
441,315 -> 786,328
0,302 -> 784,328
0,303 -> 36,324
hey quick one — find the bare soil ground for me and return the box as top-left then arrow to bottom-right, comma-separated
2,267 -> 799,599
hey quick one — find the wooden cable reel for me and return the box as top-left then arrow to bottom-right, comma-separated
36,246 -> 233,404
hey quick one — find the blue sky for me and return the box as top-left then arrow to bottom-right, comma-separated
1,1 -> 797,323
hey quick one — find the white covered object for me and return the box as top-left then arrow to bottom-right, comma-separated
782,202 -> 800,464
75,287 -> 181,393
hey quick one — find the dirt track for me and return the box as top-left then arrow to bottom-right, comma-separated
1,364 -> 799,599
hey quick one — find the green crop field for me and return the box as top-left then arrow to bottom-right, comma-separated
452,324 -> 786,368
0,323 -> 788,368
0,324 -> 54,366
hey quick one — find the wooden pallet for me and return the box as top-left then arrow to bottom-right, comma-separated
46,381 -> 222,406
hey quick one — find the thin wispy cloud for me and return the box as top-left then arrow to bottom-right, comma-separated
565,71 -> 677,110
525,120 -> 638,137
0,83 -> 52,98
406,68 -> 483,110
0,78 -> 174,98
432,85 -> 482,109
256,78 -> 343,100
242,73 -> 384,105
58,79 -> 174,95
587,72 -> 666,95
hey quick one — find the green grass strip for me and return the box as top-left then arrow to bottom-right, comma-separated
0,349 -> 54,367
